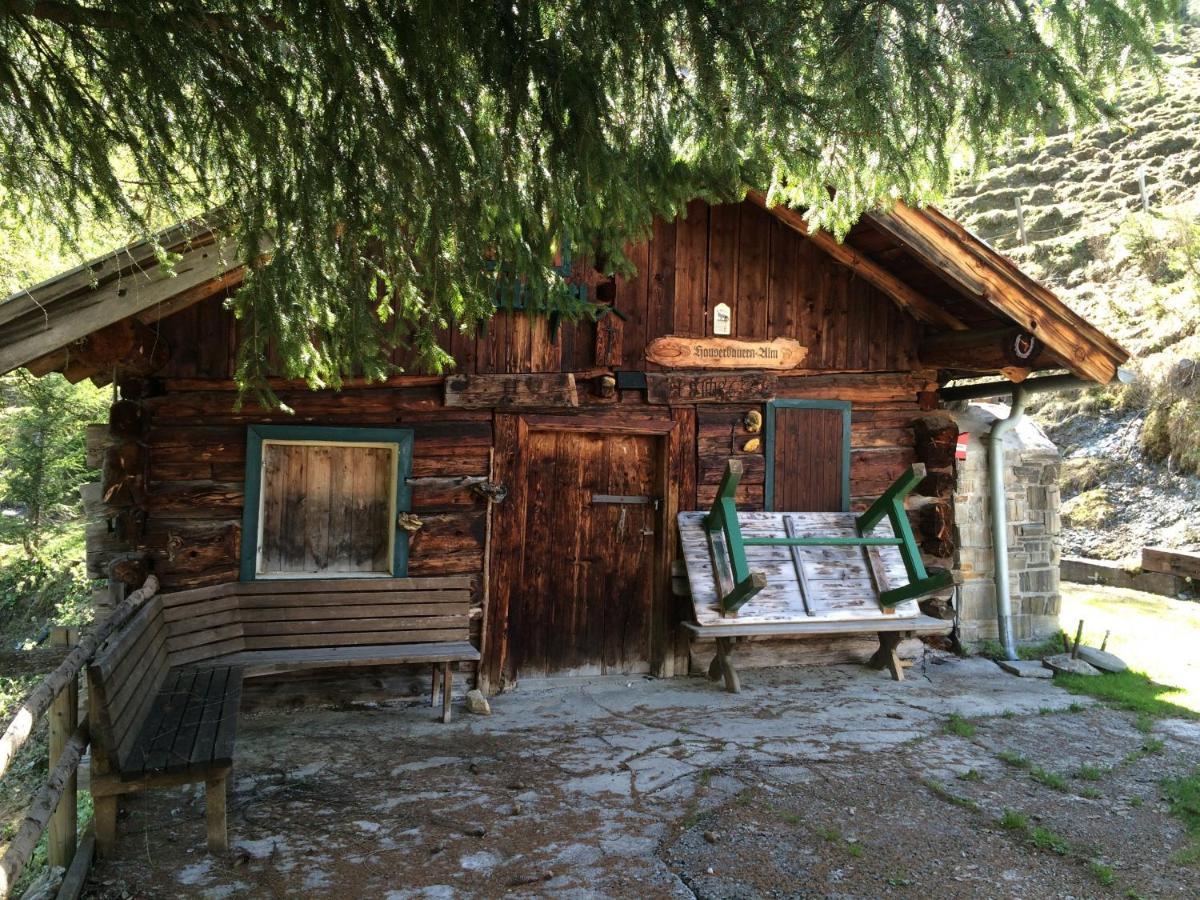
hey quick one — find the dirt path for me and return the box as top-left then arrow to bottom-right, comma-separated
82,657 -> 1200,898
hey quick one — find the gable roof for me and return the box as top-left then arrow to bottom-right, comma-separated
0,198 -> 1128,384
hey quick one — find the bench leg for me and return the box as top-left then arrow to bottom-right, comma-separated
94,794 -> 118,858
431,665 -> 439,708
868,633 -> 905,682
206,775 -> 228,854
714,638 -> 741,694
441,662 -> 452,724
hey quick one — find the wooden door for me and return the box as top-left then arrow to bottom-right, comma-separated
767,402 -> 850,512
505,430 -> 661,677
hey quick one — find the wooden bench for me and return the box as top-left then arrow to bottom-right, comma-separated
87,595 -> 242,856
681,616 -> 953,692
677,461 -> 956,693
160,576 -> 481,723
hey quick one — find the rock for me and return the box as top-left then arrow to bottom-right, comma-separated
996,659 -> 1054,679
1042,653 -> 1101,676
703,831 -> 720,844
465,689 -> 492,716
1170,358 -> 1196,388
1075,646 -> 1128,673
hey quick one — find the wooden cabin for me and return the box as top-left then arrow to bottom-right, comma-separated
0,194 -> 1128,697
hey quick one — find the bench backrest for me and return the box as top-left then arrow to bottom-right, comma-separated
87,595 -> 170,774
161,576 -> 474,666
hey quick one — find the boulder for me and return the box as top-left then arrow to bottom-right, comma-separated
465,689 -> 492,716
1042,653 -> 1101,676
1075,646 -> 1128,673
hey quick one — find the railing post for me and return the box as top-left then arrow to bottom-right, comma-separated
48,626 -> 79,871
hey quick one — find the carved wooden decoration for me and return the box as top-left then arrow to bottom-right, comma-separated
646,336 -> 806,370
645,372 -> 777,405
444,373 -> 579,409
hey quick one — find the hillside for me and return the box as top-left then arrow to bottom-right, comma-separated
944,21 -> 1200,562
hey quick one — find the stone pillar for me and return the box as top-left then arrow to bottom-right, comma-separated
950,404 -> 1062,648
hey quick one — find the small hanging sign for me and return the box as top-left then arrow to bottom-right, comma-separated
646,336 -> 806,370
712,302 -> 732,335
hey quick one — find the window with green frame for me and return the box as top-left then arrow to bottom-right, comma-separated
764,400 -> 852,512
239,425 -> 413,580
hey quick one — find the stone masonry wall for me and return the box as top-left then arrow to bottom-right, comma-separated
952,404 -> 1062,647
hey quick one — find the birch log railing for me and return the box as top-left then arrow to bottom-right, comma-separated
0,575 -> 159,898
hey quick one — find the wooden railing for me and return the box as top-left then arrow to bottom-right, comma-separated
0,575 -> 159,898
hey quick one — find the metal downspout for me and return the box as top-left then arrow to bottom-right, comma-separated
988,387 -> 1027,662
942,370 -> 1132,660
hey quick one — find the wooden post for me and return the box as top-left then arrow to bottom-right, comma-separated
1071,619 -> 1085,660
205,775 -> 228,854
48,627 -> 79,871
1014,197 -> 1027,245
1137,168 -> 1149,213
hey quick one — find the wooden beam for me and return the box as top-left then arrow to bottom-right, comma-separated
746,191 -> 968,332
0,238 -> 240,375
866,203 -> 1127,383
918,326 -> 1046,377
1141,546 -> 1200,580
443,373 -> 578,409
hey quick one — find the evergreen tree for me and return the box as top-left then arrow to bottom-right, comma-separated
0,1 -> 1175,401
0,373 -> 108,558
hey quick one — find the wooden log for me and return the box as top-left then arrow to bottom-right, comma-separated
443,373 -> 579,409
108,399 -> 146,438
1141,546 -> 1200,580
0,648 -> 71,678
47,628 -> 79,872
0,576 -> 158,781
913,417 -> 959,469
84,425 -> 115,469
62,319 -> 170,384
918,326 -> 1045,375
915,470 -> 955,498
0,719 -> 89,896
100,440 -> 142,504
54,822 -> 95,900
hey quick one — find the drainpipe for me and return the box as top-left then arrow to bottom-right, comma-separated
987,387 -> 1027,661
939,371 -> 1131,661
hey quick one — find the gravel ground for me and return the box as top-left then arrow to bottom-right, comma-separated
82,657 -> 1200,899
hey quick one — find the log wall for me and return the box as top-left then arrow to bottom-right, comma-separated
82,196 -> 955,692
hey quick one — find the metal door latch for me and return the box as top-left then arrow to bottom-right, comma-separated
590,494 -> 661,510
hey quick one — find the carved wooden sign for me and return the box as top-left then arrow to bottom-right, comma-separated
646,336 -> 806,370
646,372 -> 777,405
444,373 -> 579,409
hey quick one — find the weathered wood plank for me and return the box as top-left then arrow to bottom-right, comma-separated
444,373 -> 578,408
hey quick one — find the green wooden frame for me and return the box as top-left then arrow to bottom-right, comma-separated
239,425 -> 414,581
703,460 -> 953,613
764,399 -> 852,513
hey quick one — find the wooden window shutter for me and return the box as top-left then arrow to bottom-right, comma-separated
765,400 -> 851,512
240,426 -> 413,580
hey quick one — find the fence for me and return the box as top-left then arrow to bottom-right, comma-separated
0,576 -> 159,899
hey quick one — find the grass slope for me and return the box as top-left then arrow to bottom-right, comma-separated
945,22 -> 1200,561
